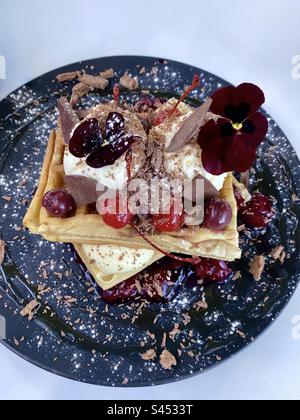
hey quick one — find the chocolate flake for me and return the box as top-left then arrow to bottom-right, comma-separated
249,256 -> 266,281
166,98 -> 213,153
20,300 -> 39,320
120,72 -> 139,91
270,245 -> 285,261
78,74 -> 109,90
160,350 -> 177,370
57,97 -> 80,144
0,240 -> 5,266
141,349 -> 157,361
2,195 -> 12,202
99,68 -> 114,79
56,71 -> 81,82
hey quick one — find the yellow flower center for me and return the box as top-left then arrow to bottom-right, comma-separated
232,122 -> 243,131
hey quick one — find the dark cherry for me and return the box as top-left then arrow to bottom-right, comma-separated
105,112 -> 125,143
240,192 -> 274,228
42,189 -> 76,218
69,118 -> 102,158
204,198 -> 233,231
101,259 -> 187,304
194,258 -> 232,282
86,135 -> 139,169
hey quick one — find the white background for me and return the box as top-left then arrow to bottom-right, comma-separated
0,0 -> 300,401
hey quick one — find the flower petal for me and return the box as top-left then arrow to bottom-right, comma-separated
241,112 -> 269,148
224,135 -> 257,173
198,119 -> 233,175
211,83 -> 266,122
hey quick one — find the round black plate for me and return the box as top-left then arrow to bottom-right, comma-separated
0,56 -> 300,387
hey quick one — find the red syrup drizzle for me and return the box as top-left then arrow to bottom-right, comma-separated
130,223 -> 201,265
125,149 -> 133,180
153,74 -> 201,126
168,74 -> 201,118
113,83 -> 120,106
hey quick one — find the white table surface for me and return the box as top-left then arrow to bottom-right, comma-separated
1,0 -> 300,401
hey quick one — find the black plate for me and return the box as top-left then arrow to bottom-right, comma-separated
1,56 -> 300,387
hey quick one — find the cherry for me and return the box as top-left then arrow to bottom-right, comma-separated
42,189 -> 76,218
86,135 -> 138,169
240,192 -> 274,228
101,194 -> 133,229
152,206 -> 185,233
101,259 -> 187,304
69,118 -> 102,158
204,198 -> 233,231
105,112 -> 125,143
194,258 -> 232,282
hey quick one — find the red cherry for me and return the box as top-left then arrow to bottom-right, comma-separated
101,194 -> 133,229
42,189 -> 76,218
152,206 -> 185,233
194,258 -> 232,282
240,192 -> 274,228
204,198 -> 233,231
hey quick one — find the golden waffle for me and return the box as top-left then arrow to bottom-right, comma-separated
24,126 -> 241,262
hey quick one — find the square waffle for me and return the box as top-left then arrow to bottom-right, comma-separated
24,126 -> 241,265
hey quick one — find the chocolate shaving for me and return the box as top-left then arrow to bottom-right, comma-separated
141,349 -> 157,361
99,68 -> 114,79
0,240 -> 5,266
249,256 -> 266,281
120,72 -> 139,91
78,74 -> 109,90
57,98 -> 80,144
56,71 -> 81,82
160,350 -> 177,370
166,98 -> 212,153
71,83 -> 92,106
72,82 -> 92,96
64,176 -> 100,205
20,300 -> 39,320
270,245 -> 285,261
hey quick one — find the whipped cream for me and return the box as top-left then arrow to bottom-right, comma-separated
152,99 -> 228,191
64,149 -> 129,190
82,244 -> 156,275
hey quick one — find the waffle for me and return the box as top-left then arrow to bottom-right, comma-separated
23,126 -> 241,262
